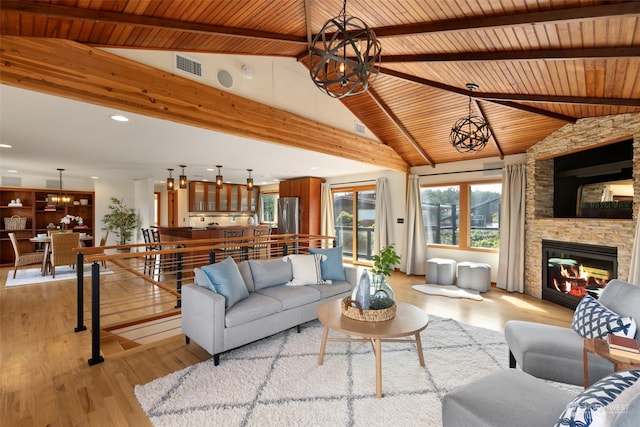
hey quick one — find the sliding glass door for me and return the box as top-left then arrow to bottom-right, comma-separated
333,185 -> 376,264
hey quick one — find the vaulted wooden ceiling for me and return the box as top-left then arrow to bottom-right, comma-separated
1,0 -> 639,171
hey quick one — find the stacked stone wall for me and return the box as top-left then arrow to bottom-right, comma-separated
525,113 -> 640,298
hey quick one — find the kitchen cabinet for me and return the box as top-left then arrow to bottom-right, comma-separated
279,177 -> 325,236
189,182 -> 259,213
0,187 -> 95,266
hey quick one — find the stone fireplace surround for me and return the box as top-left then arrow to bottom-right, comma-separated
524,112 -> 640,300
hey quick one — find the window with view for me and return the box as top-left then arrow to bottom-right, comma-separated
470,183 -> 501,248
421,186 -> 460,245
260,193 -> 278,223
421,182 -> 501,249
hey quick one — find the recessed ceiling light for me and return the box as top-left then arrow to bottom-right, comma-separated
7,169 -> 18,173
110,114 -> 129,122
310,166 -> 319,170
0,143 -> 12,148
91,176 -> 99,180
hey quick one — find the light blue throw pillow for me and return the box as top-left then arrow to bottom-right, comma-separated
572,294 -> 636,339
201,257 -> 249,309
555,369 -> 640,427
309,246 -> 347,281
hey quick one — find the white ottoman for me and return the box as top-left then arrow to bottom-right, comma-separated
457,261 -> 491,292
426,258 -> 457,286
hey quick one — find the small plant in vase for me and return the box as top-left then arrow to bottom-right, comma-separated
370,244 -> 401,309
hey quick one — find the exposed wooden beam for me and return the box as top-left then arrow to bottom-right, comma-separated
472,100 -> 504,159
485,100 -> 576,123
382,47 -> 640,63
380,67 -> 639,108
366,88 -> 436,167
372,3 -> 640,37
0,0 -> 307,44
0,36 -> 407,173
303,0 -> 313,46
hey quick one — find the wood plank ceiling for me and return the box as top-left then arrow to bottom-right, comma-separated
1,0 -> 639,171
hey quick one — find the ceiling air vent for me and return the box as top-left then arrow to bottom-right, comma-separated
354,121 -> 366,135
174,53 -> 202,77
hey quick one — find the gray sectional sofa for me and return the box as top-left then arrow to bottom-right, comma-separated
182,252 -> 357,365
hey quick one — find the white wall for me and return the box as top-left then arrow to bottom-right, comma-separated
95,179 -> 137,246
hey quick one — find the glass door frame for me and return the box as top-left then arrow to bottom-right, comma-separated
331,184 -> 376,267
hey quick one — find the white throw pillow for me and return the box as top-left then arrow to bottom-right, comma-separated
283,254 -> 330,286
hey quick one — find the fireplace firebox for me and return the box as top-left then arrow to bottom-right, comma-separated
542,240 -> 617,309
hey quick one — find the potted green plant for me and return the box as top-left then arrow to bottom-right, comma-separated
102,197 -> 138,249
370,244 -> 401,309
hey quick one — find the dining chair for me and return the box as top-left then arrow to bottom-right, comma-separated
8,232 -> 46,279
50,232 -> 80,278
250,228 -> 271,260
98,229 -> 109,268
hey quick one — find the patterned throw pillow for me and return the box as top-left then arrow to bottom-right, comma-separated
571,294 -> 636,339
555,370 -> 640,427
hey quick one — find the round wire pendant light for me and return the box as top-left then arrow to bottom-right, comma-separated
450,83 -> 491,153
309,0 -> 381,99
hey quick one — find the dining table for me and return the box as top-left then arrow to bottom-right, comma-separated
29,233 -> 94,276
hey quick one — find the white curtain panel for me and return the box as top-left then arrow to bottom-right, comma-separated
497,164 -> 526,292
628,215 -> 640,285
401,174 -> 427,275
374,177 -> 394,254
320,182 -> 335,248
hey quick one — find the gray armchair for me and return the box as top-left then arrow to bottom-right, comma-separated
505,279 -> 640,386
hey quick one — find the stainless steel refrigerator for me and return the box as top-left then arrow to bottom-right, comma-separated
277,197 -> 299,234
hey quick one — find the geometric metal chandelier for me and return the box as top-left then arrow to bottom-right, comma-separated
450,83 -> 491,153
308,0 -> 381,99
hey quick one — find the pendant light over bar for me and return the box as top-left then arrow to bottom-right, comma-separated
308,0 -> 381,98
166,168 -> 174,190
215,165 -> 224,189
246,169 -> 254,191
179,165 -> 187,189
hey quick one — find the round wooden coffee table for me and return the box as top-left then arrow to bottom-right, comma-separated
317,299 -> 430,398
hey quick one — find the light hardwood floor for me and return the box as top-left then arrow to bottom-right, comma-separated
0,266 -> 573,426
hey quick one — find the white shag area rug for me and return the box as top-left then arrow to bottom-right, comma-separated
4,264 -> 112,287
135,317 -> 580,426
412,283 -> 484,301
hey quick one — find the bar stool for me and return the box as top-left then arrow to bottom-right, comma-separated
250,228 -> 271,259
223,229 -> 245,261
